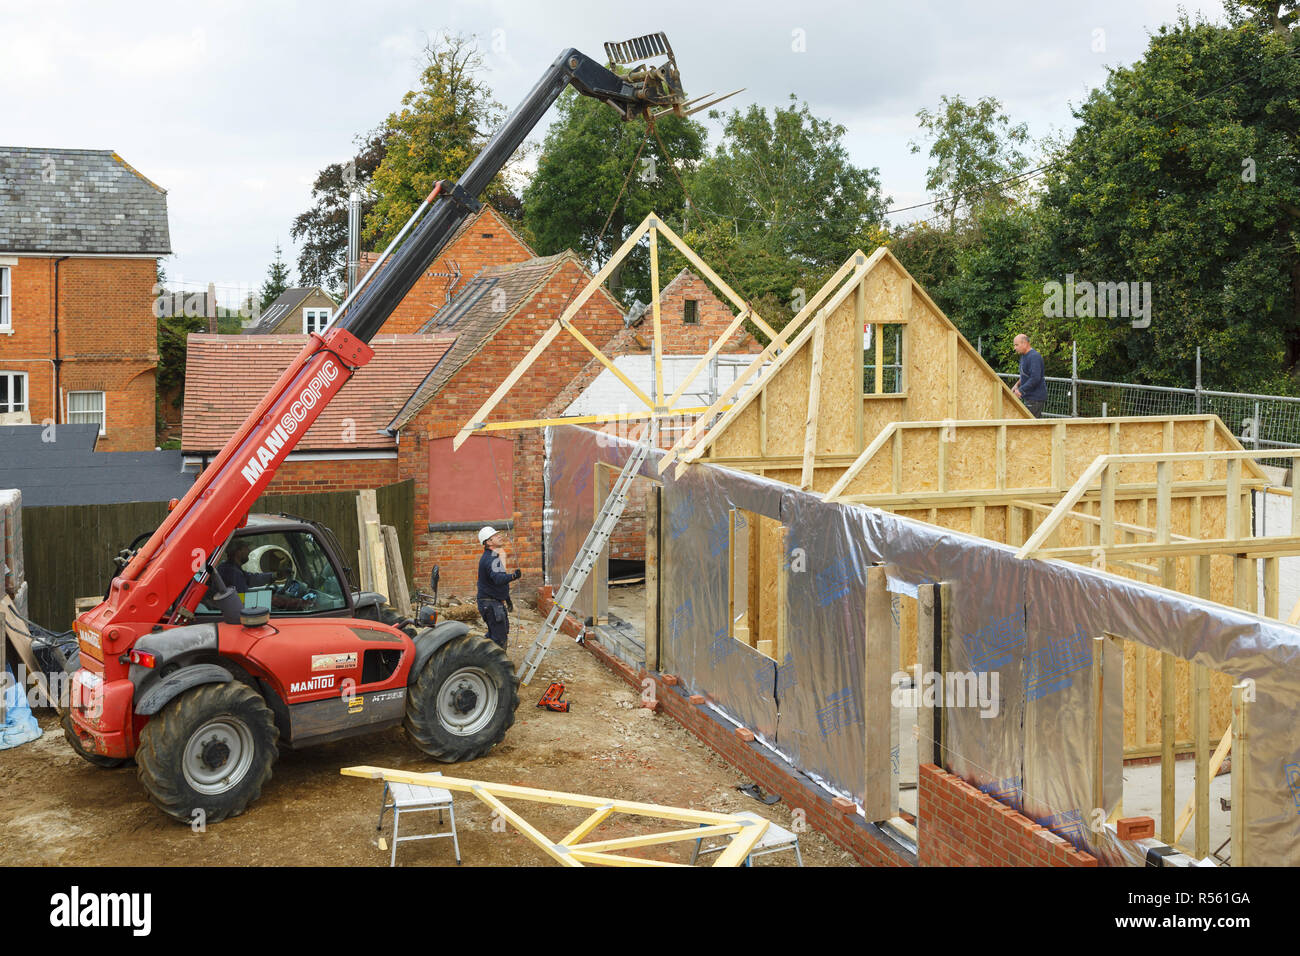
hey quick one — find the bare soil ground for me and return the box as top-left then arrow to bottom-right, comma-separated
0,603 -> 853,867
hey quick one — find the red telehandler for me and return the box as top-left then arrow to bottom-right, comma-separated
63,35 -> 687,823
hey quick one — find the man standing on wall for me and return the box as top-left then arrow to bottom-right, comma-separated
1012,334 -> 1048,418
477,526 -> 521,650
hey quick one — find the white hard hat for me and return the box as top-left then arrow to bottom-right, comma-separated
478,526 -> 499,545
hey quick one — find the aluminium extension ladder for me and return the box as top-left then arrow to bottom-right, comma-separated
517,425 -> 656,685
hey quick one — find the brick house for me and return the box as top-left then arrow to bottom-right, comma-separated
360,205 -> 537,335
0,147 -> 171,450
181,333 -> 453,491
383,258 -> 763,598
243,286 -> 338,335
383,251 -> 628,597
554,268 -> 764,566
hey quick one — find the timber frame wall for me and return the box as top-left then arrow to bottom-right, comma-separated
650,245 -> 1300,861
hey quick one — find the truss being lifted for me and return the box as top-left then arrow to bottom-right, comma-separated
452,212 -> 778,448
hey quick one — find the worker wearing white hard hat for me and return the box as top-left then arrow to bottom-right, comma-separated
476,526 -> 520,649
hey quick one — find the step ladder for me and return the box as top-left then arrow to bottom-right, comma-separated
518,425 -> 656,685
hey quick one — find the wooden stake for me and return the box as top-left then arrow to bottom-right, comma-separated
864,566 -> 892,820
648,225 -> 664,406
800,314 -> 826,490
1160,650 -> 1176,843
380,524 -> 410,616
1230,682 -> 1249,866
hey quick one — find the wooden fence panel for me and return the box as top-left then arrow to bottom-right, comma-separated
19,479 -> 415,631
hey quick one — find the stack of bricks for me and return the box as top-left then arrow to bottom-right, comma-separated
917,764 -> 1098,866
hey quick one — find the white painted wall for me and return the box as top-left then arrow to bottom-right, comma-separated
565,354 -> 760,416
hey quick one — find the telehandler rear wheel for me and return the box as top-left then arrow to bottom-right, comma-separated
404,634 -> 518,762
136,681 -> 279,824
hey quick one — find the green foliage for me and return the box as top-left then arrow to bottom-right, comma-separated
365,35 -> 516,248
910,94 -> 1031,227
522,87 -> 706,303
691,96 -> 888,272
259,242 -> 292,312
291,133 -> 386,295
1039,13 -> 1300,391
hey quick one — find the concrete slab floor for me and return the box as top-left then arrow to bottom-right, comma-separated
1120,757 -> 1232,860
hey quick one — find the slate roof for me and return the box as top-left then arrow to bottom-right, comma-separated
387,252 -> 598,431
0,147 -> 171,255
182,333 -> 455,453
0,424 -> 194,506
243,287 -> 335,334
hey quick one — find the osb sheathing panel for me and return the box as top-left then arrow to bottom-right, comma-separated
817,296 -> 861,455
900,430 -> 941,493
1006,426 -> 1052,489
863,397 -> 906,442
1062,423 -> 1112,479
956,346 -> 997,420
714,401 -> 761,459
861,255 -> 909,340
906,291 -> 947,422
756,513 -> 784,651
1121,640 -> 1233,749
948,426 -> 997,490
764,347 -> 811,458
984,506 -> 1007,543
1115,420 -> 1166,486
899,594 -> 917,671
934,507 -> 973,533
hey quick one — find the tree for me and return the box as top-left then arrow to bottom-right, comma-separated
260,243 -> 292,311
909,94 -> 1032,228
291,132 -> 386,294
685,96 -> 889,335
692,97 -> 888,268
522,87 -> 706,302
365,34 -> 517,248
1038,13 -> 1300,391
1226,0 -> 1299,35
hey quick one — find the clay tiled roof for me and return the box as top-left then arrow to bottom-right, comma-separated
387,251 -> 591,431
182,333 -> 454,453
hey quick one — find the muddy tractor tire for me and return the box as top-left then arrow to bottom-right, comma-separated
135,681 -> 279,824
404,634 -> 519,762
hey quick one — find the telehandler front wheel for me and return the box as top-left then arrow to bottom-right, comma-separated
404,634 -> 518,762
136,681 -> 279,824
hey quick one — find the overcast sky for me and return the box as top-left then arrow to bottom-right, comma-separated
3,0 -> 1230,305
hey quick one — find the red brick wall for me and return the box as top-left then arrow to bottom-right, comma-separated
917,764 -> 1099,867
0,256 -> 158,450
398,259 -> 626,597
374,207 -> 535,335
192,456 -> 396,494
656,270 -> 762,355
258,457 -> 398,494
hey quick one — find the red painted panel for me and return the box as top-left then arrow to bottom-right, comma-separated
428,435 -> 514,522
